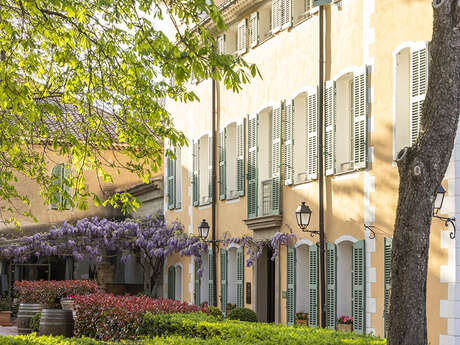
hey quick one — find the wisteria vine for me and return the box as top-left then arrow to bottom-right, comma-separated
0,216 -> 207,293
223,232 -> 296,267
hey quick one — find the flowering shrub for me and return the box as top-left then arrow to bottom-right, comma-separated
74,293 -> 206,340
295,312 -> 308,321
337,315 -> 353,325
14,280 -> 100,306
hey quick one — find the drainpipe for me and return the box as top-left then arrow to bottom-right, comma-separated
318,4 -> 327,329
211,77 -> 218,307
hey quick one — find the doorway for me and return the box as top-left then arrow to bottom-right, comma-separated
256,246 -> 276,323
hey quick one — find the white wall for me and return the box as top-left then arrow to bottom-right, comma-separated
337,241 -> 353,318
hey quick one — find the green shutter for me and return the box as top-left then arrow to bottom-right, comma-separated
384,237 -> 392,337
51,164 -> 64,210
313,0 -> 332,6
307,88 -> 318,180
219,129 -> 226,200
237,119 -> 245,196
353,67 -> 369,169
208,248 -> 215,306
410,44 -> 428,145
326,242 -> 337,330
309,243 -> 318,328
236,247 -> 244,308
352,240 -> 366,335
220,248 -> 228,315
168,266 -> 176,300
193,141 -> 200,206
208,135 -> 213,202
167,152 -> 176,210
272,103 -> 282,215
62,166 -> 72,210
324,81 -> 336,176
247,114 -> 258,218
284,99 -> 294,185
286,245 -> 296,325
194,260 -> 201,306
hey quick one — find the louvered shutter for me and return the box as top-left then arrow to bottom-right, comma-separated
194,260 -> 201,306
208,248 -> 215,306
272,103 -> 282,215
238,19 -> 247,54
193,141 -> 199,206
309,243 -> 318,327
353,67 -> 369,169
307,88 -> 318,180
249,12 -> 259,47
168,266 -> 176,300
236,247 -> 244,308
237,119 -> 245,196
326,242 -> 337,330
282,0 -> 292,27
284,99 -> 294,185
287,245 -> 296,325
410,44 -> 428,145
220,248 -> 228,315
217,35 -> 225,54
219,129 -> 226,200
272,0 -> 281,33
167,153 -> 176,210
324,81 -> 336,176
208,135 -> 213,202
384,237 -> 392,337
352,240 -> 366,334
63,166 -> 72,210
313,0 -> 332,6
51,164 -> 64,209
247,114 -> 258,218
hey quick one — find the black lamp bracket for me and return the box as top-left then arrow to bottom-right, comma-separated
433,211 -> 456,239
364,224 -> 376,239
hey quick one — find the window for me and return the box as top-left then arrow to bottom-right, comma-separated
295,244 -> 310,320
175,265 -> 182,302
292,0 -> 312,25
237,19 -> 247,55
167,146 -> 182,210
272,0 -> 292,33
394,43 -> 428,157
51,163 -> 71,210
217,35 -> 225,54
193,135 -> 212,206
217,25 -> 237,55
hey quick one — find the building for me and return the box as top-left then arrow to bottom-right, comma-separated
164,1 -> 459,344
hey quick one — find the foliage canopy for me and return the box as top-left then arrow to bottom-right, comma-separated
0,0 -> 257,225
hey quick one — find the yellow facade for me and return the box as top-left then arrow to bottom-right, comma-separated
165,1 -> 451,344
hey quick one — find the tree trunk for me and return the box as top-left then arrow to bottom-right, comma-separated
388,2 -> 459,344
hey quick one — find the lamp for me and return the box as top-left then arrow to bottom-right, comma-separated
198,219 -> 210,241
295,202 -> 319,236
432,185 -> 456,239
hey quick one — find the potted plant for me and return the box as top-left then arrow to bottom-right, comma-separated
337,315 -> 353,332
295,312 -> 308,326
0,297 -> 12,326
60,295 -> 75,312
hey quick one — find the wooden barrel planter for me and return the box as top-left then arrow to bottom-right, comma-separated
17,304 -> 45,335
39,309 -> 73,337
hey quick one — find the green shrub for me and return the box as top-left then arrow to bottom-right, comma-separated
207,306 -> 224,320
29,313 -> 40,332
226,307 -> 257,322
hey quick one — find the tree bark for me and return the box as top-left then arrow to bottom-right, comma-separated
388,2 -> 460,344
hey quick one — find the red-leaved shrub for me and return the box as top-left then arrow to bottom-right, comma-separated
74,293 -> 206,340
15,280 -> 100,306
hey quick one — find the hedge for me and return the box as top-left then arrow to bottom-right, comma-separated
0,333 -> 386,345
140,313 -> 386,345
14,281 -> 100,307
73,294 -> 207,340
